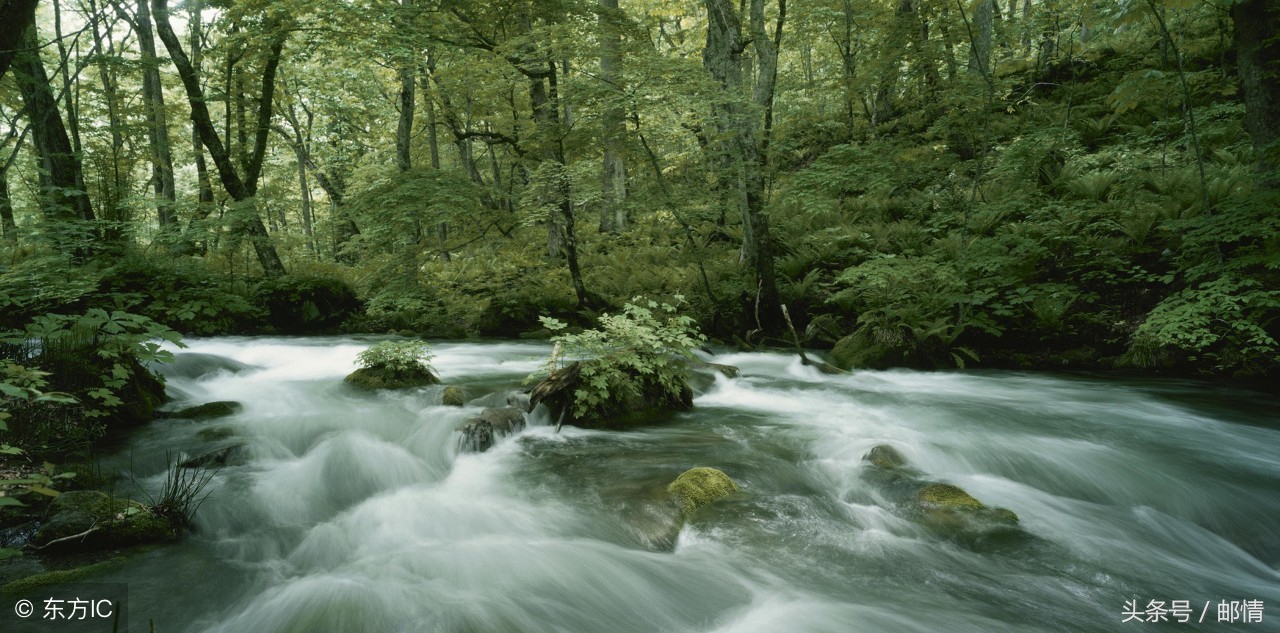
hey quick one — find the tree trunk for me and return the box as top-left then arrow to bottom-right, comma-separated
530,63 -> 589,308
0,165 -> 16,239
0,0 -> 39,81
136,0 -> 177,231
1232,0 -> 1280,185
598,0 -> 628,233
151,0 -> 286,277
703,0 -> 783,335
14,25 -> 98,235
969,0 -> 995,78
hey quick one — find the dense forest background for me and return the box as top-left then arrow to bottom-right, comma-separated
1,0 -> 1278,415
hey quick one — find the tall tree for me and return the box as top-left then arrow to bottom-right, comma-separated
13,24 -> 98,243
0,0 -> 39,81
702,0 -> 784,334
598,0 -> 627,233
150,0 -> 286,276
1231,0 -> 1280,185
134,0 -> 178,230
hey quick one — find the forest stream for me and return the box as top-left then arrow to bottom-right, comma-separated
21,337 -> 1280,632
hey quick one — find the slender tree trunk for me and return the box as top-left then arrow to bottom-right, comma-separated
704,0 -> 782,335
135,0 -> 177,231
530,62 -> 589,308
152,0 -> 286,277
968,0 -> 995,77
1232,0 -> 1280,185
599,0 -> 628,233
423,70 -> 450,261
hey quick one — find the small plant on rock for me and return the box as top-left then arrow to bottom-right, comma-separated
346,340 -> 439,390
528,296 -> 705,426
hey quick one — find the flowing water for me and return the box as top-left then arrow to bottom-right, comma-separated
43,338 -> 1280,631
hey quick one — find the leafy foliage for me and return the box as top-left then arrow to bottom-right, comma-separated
356,340 -> 435,375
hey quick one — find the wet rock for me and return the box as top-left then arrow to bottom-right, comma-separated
457,407 -> 527,453
33,491 -> 174,552
441,386 -> 466,407
344,365 -> 439,390
179,444 -> 247,469
667,467 -> 738,516
864,444 -> 907,470
529,360 -> 693,429
688,358 -> 740,379
163,401 -> 243,420
160,353 -> 252,380
196,426 -> 235,442
506,391 -> 531,411
0,521 -> 39,551
1,558 -> 125,596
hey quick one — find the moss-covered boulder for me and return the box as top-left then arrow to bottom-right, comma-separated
1,558 -> 124,596
458,408 -> 526,453
911,483 -> 1020,533
528,360 -> 693,428
666,467 -> 738,516
441,386 -> 466,407
164,401 -> 242,420
864,444 -> 908,470
33,491 -> 175,552
344,365 -> 440,390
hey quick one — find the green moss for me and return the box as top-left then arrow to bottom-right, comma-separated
441,386 -> 466,406
1,558 -> 123,596
864,444 -> 907,470
34,491 -> 176,552
916,483 -> 985,510
667,467 -> 738,516
344,365 -> 440,390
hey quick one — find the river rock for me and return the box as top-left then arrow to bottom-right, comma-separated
864,444 -> 908,470
861,447 -> 1020,537
529,360 -> 693,428
33,491 -> 174,552
441,386 -> 466,407
344,365 -> 440,390
179,444 -> 248,469
506,391 -> 531,411
196,426 -> 236,442
161,352 -> 252,380
458,407 -> 527,453
163,401 -> 243,420
667,467 -> 738,516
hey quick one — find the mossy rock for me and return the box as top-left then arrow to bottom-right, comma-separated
344,364 -> 440,390
179,444 -> 247,469
441,386 -> 466,407
667,467 -> 738,516
910,483 -> 1020,534
864,444 -> 908,470
529,360 -> 693,429
34,491 -> 175,553
165,401 -> 242,420
1,558 -> 124,596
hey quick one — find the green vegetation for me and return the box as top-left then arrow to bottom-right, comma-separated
529,298 -> 704,425
0,0 -> 1276,478
346,340 -> 440,390
667,467 -> 739,516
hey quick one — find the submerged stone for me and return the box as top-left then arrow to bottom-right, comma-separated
179,444 -> 247,469
196,426 -> 236,442
667,467 -> 738,516
864,444 -> 908,470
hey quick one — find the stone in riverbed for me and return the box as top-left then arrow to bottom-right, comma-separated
179,444 -> 248,469
666,467 -> 738,516
163,401 -> 243,420
457,407 -> 527,453
344,365 -> 439,390
441,386 -> 466,407
33,491 -> 175,553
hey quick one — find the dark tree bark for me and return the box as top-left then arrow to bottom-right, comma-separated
1232,0 -> 1280,185
0,0 -> 39,81
151,0 -> 286,276
14,25 -> 97,234
0,165 -> 16,239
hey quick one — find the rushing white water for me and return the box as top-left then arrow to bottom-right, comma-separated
78,337 -> 1280,632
